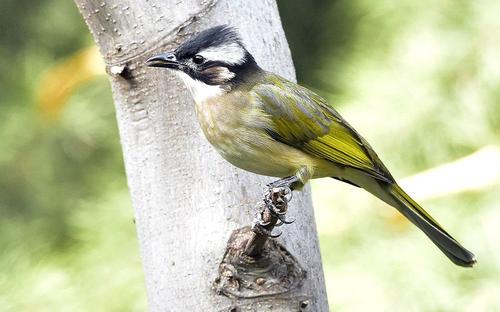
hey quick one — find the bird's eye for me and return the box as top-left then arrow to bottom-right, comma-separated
192,55 -> 205,64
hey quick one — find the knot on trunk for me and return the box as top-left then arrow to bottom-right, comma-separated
213,187 -> 307,306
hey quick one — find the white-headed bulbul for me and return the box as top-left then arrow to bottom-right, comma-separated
146,25 -> 476,267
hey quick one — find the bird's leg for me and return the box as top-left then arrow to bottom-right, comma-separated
249,186 -> 292,253
263,185 -> 294,225
251,169 -> 312,241
266,175 -> 301,192
264,166 -> 313,223
262,175 -> 301,225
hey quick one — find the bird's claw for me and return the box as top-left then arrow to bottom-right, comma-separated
251,179 -> 296,239
263,186 -> 294,224
269,231 -> 282,238
278,216 -> 295,224
269,206 -> 294,224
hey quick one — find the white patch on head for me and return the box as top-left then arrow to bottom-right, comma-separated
198,43 -> 246,65
176,72 -> 226,103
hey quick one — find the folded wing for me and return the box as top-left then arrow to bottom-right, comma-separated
251,74 -> 393,183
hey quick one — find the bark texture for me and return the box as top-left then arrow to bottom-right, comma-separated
74,0 -> 329,310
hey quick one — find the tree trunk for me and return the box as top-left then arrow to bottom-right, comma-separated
74,0 -> 329,311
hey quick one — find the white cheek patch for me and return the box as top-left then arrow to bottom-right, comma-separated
198,43 -> 246,65
176,72 -> 226,103
217,67 -> 235,80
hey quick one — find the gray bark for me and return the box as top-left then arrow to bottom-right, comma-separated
74,0 -> 329,311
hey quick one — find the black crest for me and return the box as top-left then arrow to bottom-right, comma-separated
175,25 -> 243,59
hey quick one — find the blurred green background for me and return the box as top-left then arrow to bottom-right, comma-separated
1,0 -> 499,311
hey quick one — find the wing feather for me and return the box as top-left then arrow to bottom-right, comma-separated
251,74 -> 393,183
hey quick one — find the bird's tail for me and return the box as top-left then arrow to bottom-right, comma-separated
387,184 -> 476,267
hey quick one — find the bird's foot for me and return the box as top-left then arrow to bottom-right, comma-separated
252,182 -> 295,238
246,180 -> 297,256
263,176 -> 297,225
263,186 -> 294,225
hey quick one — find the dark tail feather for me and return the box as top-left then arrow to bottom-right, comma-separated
389,184 -> 476,267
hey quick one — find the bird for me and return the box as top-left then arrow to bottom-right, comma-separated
146,25 -> 476,267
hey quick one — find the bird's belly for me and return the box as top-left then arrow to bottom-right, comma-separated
214,138 -> 298,178
206,126 -> 338,178
194,101 -> 290,176
195,99 -> 339,179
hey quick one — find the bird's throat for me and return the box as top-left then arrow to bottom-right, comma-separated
176,72 -> 226,103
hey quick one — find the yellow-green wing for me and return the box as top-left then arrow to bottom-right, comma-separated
251,74 -> 394,183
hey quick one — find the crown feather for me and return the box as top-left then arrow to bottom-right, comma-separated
175,25 -> 243,59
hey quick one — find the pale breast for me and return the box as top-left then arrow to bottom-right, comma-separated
193,93 -> 330,178
194,96 -> 239,157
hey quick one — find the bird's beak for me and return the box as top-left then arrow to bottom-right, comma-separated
146,52 -> 180,69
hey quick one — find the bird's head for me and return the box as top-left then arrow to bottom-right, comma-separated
146,25 -> 259,101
